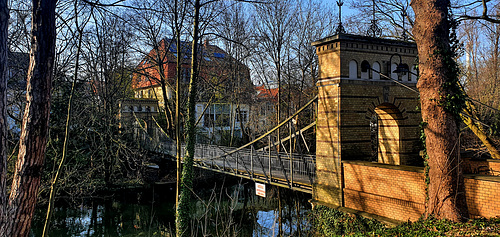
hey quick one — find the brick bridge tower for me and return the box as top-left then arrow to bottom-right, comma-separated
312,34 -> 421,207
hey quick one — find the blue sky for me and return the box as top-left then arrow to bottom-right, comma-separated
321,0 -> 359,17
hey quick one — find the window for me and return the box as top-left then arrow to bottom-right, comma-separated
204,113 -> 230,127
372,62 -> 381,80
390,63 -> 398,80
400,64 -> 409,81
204,104 -> 232,127
360,60 -> 370,79
349,60 -> 358,79
236,111 -> 248,123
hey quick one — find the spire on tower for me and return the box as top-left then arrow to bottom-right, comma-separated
367,0 -> 382,37
335,0 -> 346,34
401,10 -> 408,41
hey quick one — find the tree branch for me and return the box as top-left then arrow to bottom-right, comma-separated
460,0 -> 500,23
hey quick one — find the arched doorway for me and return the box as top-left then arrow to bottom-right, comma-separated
374,103 -> 404,165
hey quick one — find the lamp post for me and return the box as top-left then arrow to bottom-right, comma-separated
388,53 -> 409,80
360,53 -> 418,94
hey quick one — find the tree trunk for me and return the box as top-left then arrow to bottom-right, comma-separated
176,0 -> 200,235
411,0 -> 468,221
0,0 -> 9,224
174,0 -> 183,213
1,0 -> 56,236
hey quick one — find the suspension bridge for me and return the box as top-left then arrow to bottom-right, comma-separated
134,33 -> 500,224
152,96 -> 318,194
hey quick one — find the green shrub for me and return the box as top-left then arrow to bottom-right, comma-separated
311,205 -> 500,236
311,205 -> 386,236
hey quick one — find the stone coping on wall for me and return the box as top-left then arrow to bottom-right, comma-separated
311,33 -> 417,49
466,158 -> 500,163
341,161 -> 500,182
463,157 -> 500,165
317,77 -> 419,86
342,160 -> 424,173
461,157 -> 500,176
464,174 -> 500,182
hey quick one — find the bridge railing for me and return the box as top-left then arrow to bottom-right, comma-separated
160,142 -> 315,191
155,96 -> 318,192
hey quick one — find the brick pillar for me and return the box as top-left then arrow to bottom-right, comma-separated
313,36 -> 344,206
311,34 -> 421,207
315,79 -> 343,206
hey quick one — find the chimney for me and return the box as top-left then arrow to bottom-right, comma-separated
204,39 -> 210,47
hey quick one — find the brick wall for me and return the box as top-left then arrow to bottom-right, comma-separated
463,158 -> 500,176
343,161 -> 425,221
464,175 -> 500,218
342,161 -> 500,221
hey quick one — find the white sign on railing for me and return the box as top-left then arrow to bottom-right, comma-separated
255,182 -> 266,198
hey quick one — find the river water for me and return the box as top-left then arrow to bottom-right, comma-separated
31,179 -> 312,236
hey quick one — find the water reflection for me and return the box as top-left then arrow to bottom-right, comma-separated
254,208 -> 311,236
31,183 -> 311,236
32,188 -> 175,236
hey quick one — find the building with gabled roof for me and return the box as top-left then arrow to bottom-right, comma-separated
131,38 -> 254,143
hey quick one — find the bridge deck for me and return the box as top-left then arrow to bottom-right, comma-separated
160,143 -> 316,193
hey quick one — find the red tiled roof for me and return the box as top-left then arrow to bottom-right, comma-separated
255,85 -> 278,100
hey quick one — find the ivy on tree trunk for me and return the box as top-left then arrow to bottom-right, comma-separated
176,0 -> 200,235
411,0 -> 468,221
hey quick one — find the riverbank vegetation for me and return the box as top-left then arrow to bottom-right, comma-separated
311,205 -> 500,236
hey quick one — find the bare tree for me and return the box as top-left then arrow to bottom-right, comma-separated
81,9 -> 135,185
253,0 -> 297,156
129,0 -> 179,138
176,0 -> 244,234
42,0 -> 93,234
460,0 -> 500,23
212,2 -> 254,145
351,0 -> 414,39
291,0 -> 333,110
0,0 -> 9,224
458,6 -> 500,159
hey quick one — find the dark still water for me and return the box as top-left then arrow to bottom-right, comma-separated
31,180 -> 312,236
